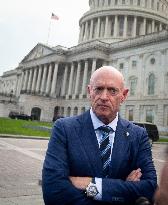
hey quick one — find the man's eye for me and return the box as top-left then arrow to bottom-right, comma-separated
109,88 -> 117,93
108,88 -> 119,95
95,87 -> 103,92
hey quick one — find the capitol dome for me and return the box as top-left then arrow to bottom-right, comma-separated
78,0 -> 168,43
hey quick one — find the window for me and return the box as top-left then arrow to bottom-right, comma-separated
132,60 -> 137,68
130,0 -> 133,5
146,110 -> 154,123
129,109 -> 134,121
157,2 -> 159,11
129,77 -> 137,96
119,63 -> 124,70
148,73 -> 155,95
150,58 -> 155,65
108,0 -> 111,6
137,0 -> 141,6
122,0 -> 125,4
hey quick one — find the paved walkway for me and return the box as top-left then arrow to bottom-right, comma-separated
0,137 -> 47,205
0,136 -> 167,205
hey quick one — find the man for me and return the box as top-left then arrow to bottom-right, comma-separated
42,66 -> 157,205
154,146 -> 168,205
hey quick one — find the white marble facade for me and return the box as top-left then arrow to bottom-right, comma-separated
0,0 -> 168,127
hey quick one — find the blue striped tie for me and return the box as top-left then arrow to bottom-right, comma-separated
98,126 -> 113,177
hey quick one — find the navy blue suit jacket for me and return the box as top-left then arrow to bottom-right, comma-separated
42,110 -> 157,205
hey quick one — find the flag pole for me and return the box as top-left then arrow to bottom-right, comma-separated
46,13 -> 59,45
46,18 -> 52,45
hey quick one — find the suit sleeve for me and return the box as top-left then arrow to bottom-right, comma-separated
42,119 -> 96,205
101,130 -> 157,204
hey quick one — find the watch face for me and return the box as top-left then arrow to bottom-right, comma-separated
88,185 -> 98,197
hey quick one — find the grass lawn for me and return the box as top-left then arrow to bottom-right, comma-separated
158,138 -> 168,143
0,117 -> 52,137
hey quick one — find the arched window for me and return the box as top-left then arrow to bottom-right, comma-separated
67,107 -> 71,117
128,109 -> 133,121
148,73 -> 155,95
31,107 -> 41,121
81,107 -> 86,113
129,76 -> 137,96
73,107 -> 78,116
146,109 -> 154,123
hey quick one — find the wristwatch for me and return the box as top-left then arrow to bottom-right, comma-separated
85,178 -> 99,197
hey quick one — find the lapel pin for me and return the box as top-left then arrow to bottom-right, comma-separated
126,132 -> 129,137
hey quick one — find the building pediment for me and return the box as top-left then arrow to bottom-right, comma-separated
21,43 -> 54,63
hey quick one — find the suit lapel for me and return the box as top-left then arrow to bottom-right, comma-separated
109,118 -> 130,177
77,111 -> 103,177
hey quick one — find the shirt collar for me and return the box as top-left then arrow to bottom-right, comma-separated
90,108 -> 118,132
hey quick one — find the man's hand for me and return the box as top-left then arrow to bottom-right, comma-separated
69,168 -> 142,190
126,168 -> 142,181
69,176 -> 92,190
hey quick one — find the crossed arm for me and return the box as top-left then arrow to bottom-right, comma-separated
69,168 -> 142,190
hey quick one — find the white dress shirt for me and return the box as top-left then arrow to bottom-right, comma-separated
90,108 -> 118,200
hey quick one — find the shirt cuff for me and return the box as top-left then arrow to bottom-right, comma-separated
94,177 -> 102,200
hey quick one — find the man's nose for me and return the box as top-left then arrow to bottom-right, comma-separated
100,89 -> 109,99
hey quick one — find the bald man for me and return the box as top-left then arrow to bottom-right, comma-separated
42,66 -> 157,205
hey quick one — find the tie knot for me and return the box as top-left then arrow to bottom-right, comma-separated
98,126 -> 113,134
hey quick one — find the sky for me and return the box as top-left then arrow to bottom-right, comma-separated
0,0 -> 89,76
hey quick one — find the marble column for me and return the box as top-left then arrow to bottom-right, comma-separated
96,17 -> 101,38
84,21 -> 88,41
133,16 -> 137,37
61,64 -> 68,96
143,18 -> 146,35
91,59 -> 97,74
73,61 -> 81,98
27,68 -> 33,92
50,62 -> 59,96
79,23 -> 84,42
105,0 -> 108,6
36,65 -> 42,93
89,19 -> 94,40
67,63 -> 75,97
159,23 -> 162,31
19,71 -> 24,93
22,70 -> 28,91
123,15 -> 127,38
81,60 -> 88,97
41,64 -> 48,94
46,64 -> 53,95
114,15 -> 118,37
31,67 -> 38,92
104,16 -> 109,37
152,20 -> 155,32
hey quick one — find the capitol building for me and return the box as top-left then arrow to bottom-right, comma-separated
0,0 -> 168,128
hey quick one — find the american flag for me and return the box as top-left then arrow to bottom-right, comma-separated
51,13 -> 59,20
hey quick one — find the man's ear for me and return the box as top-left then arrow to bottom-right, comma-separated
121,88 -> 129,103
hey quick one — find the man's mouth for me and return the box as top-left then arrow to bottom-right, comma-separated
97,104 -> 109,108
